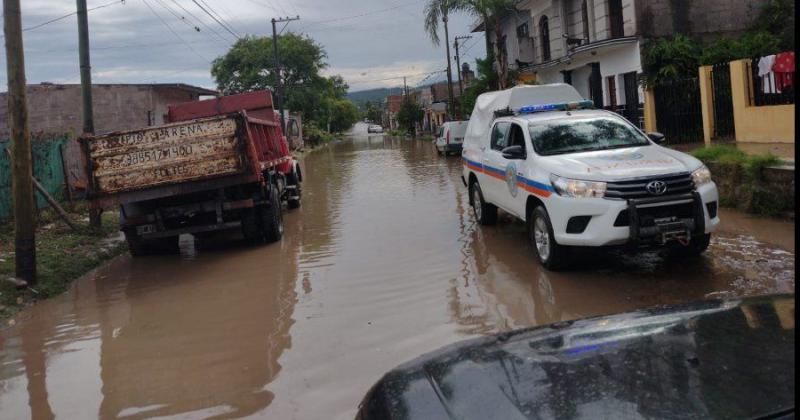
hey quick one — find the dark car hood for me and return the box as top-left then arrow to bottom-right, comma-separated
357,295 -> 795,420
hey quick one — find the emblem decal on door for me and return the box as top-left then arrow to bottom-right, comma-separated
506,163 -> 518,197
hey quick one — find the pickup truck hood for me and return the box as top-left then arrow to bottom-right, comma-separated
544,145 -> 703,181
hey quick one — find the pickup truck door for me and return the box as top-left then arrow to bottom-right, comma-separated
482,121 -> 511,207
489,122 -> 528,218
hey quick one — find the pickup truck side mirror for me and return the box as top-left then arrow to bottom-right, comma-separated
501,145 -> 526,160
647,132 -> 666,144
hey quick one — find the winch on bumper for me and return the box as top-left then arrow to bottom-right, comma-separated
626,192 -> 705,246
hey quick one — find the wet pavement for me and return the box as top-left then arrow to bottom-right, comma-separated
0,123 -> 795,419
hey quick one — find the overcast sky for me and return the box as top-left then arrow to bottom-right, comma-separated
0,0 -> 486,93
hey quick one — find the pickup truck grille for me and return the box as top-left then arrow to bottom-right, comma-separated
605,173 -> 694,200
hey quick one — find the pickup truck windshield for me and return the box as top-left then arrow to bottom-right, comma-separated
529,116 -> 651,156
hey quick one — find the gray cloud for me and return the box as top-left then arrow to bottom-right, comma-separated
1,0 -> 485,92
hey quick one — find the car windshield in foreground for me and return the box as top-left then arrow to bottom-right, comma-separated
529,116 -> 651,156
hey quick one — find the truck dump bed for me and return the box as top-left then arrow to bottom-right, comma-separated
86,115 -> 244,195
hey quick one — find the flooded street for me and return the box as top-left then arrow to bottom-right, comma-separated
0,124 -> 795,420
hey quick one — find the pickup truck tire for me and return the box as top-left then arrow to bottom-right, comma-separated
470,181 -> 497,225
671,233 -> 711,257
261,187 -> 284,243
529,206 -> 567,270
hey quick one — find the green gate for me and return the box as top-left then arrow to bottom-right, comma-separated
0,136 -> 70,220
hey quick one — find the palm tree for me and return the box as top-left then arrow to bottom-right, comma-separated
423,0 -> 461,120
460,0 -> 517,89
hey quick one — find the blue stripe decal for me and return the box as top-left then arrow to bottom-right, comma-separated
463,157 -> 556,193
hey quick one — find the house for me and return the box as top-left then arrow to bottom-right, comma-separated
384,94 -> 404,130
473,0 -> 770,127
0,83 -> 218,138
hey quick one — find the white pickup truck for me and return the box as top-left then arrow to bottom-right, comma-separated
462,84 -> 720,269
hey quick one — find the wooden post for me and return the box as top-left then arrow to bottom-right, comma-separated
3,0 -> 37,283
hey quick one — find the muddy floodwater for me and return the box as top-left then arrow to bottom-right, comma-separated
0,124 -> 795,419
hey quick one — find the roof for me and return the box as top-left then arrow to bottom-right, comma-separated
465,84 -> 584,143
506,108 -> 615,124
20,82 -> 218,96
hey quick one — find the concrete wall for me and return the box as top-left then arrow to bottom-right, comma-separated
728,59 -> 795,144
0,84 -> 205,138
635,0 -> 769,43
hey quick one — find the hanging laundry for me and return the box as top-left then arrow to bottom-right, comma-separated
772,51 -> 795,91
758,54 -> 777,94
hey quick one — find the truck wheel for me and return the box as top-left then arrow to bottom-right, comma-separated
286,172 -> 302,210
671,234 -> 711,258
261,187 -> 284,243
470,181 -> 497,225
241,208 -> 262,243
529,206 -> 567,270
125,231 -> 147,257
124,231 -> 179,256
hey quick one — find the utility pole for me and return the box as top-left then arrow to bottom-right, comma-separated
403,76 -> 408,96
442,14 -> 455,121
4,0 -> 37,284
77,0 -> 101,228
454,35 -> 472,119
271,15 -> 300,132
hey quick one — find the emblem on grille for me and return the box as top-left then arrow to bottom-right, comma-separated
646,180 -> 668,196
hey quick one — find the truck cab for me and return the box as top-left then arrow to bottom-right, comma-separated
462,84 -> 720,269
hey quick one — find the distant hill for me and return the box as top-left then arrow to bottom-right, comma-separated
347,87 -> 403,110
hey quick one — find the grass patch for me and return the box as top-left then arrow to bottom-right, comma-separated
0,208 -> 125,321
691,145 -> 781,179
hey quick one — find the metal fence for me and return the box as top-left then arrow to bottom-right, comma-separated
652,77 -> 704,144
0,137 -> 70,220
711,62 -> 735,140
748,56 -> 796,106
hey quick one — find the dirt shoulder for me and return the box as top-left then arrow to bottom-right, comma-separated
0,207 -> 126,323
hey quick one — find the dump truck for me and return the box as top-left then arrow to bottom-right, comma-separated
81,90 -> 302,255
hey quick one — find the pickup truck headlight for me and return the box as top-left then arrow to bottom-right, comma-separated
550,175 -> 607,198
691,166 -> 712,186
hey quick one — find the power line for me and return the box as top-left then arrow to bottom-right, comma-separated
168,0 -> 231,42
0,0 -> 124,39
152,0 -> 200,32
190,0 -> 240,40
300,0 -> 425,31
348,69 -> 446,85
142,0 -> 207,61
195,0 -> 241,38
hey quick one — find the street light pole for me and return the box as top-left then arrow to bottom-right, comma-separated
442,14 -> 455,121
3,0 -> 37,284
271,15 -> 299,132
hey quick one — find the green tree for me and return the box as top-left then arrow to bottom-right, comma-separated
364,101 -> 383,123
211,33 -> 359,134
641,34 -> 701,88
397,96 -> 424,137
459,54 -> 501,116
457,0 -> 518,89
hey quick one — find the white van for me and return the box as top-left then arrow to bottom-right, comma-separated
461,84 -> 720,269
435,121 -> 468,155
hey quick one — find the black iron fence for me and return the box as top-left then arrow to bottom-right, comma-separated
710,62 -> 735,140
652,77 -> 704,144
748,56 -> 795,106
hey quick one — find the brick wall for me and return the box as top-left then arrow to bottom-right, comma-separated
0,84 -> 207,138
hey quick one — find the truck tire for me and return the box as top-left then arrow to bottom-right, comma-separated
241,208 -> 262,243
261,187 -> 284,243
287,172 -> 302,210
470,181 -> 497,225
671,233 -> 712,258
528,206 -> 567,270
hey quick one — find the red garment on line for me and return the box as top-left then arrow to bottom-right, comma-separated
772,51 -> 795,90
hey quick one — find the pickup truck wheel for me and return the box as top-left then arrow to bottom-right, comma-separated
529,206 -> 567,270
261,188 -> 284,243
241,209 -> 262,243
470,181 -> 497,225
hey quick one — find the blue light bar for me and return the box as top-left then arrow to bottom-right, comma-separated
518,100 -> 594,114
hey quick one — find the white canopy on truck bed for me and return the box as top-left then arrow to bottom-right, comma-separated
465,84 -> 584,143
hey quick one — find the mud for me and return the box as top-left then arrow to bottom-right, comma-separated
0,124 -> 794,419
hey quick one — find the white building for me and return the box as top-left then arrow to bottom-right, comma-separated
475,0 -> 644,126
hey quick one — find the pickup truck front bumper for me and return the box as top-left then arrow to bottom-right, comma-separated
549,182 -> 720,247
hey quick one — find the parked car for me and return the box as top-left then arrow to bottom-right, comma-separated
435,121 -> 468,156
461,84 -> 720,269
80,90 -> 302,256
368,124 -> 384,134
357,294 -> 796,420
